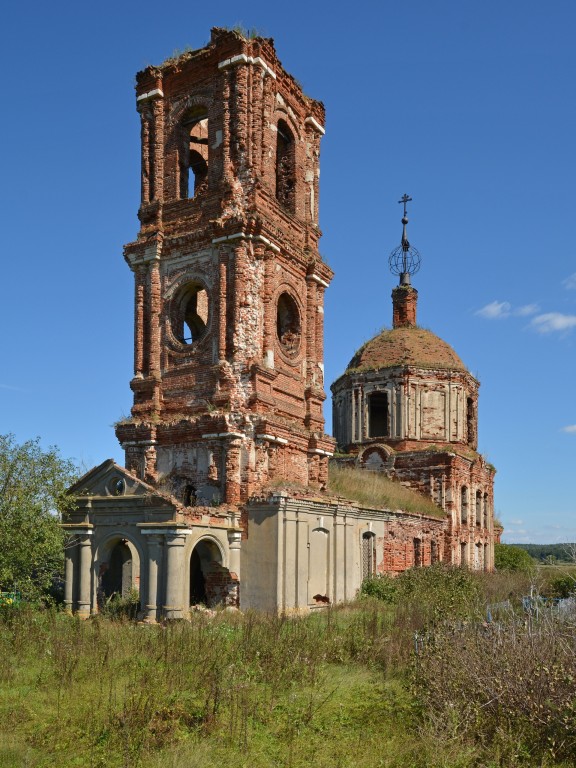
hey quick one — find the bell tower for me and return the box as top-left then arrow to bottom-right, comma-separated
115,28 -> 334,506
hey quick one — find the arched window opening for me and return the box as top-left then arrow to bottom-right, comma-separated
431,475 -> 445,509
362,532 -> 375,579
181,106 -> 209,199
173,282 -> 209,345
188,150 -> 208,197
368,392 -> 389,438
476,490 -> 482,526
461,486 -> 468,525
466,397 -> 476,446
413,538 -> 422,568
276,292 -> 301,355
362,448 -> 387,471
483,493 -> 489,529
183,484 -> 196,507
460,541 -> 468,566
276,119 -> 295,213
475,543 -> 482,570
431,539 -> 438,564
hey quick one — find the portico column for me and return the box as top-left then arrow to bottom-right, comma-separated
63,541 -> 76,614
163,532 -> 187,619
77,532 -> 93,619
144,534 -> 163,622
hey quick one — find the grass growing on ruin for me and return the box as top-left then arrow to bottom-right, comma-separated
1,567 -> 576,768
328,465 -> 444,517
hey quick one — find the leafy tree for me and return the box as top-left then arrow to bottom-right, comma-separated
0,434 -> 78,599
494,543 -> 535,572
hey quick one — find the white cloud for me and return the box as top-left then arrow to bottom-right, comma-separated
514,304 -> 539,317
562,425 -> 576,434
563,273 -> 576,290
531,312 -> 576,333
475,300 -> 511,319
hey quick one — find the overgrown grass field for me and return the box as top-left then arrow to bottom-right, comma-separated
1,567 -> 575,768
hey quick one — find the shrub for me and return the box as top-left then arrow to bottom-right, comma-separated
413,613 -> 576,764
396,563 -> 481,620
99,587 -> 140,620
361,564 -> 481,622
360,574 -> 399,603
547,571 -> 576,599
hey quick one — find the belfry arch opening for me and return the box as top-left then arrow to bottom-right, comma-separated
181,106 -> 209,199
190,539 -> 223,607
368,392 -> 389,438
276,119 -> 295,213
173,281 -> 209,345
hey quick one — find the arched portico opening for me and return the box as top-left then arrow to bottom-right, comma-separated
190,538 -> 223,607
98,537 -> 141,609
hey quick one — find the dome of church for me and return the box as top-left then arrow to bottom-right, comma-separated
346,326 -> 467,374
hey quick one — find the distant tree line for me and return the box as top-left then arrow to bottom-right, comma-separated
510,543 -> 576,563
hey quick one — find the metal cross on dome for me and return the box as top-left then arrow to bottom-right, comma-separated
388,193 -> 421,285
399,193 -> 412,218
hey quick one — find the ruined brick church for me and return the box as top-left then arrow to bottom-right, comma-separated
63,28 -> 497,619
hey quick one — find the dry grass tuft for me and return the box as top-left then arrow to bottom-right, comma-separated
328,465 -> 444,518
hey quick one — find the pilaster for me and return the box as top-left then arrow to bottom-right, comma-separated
227,525 -> 242,580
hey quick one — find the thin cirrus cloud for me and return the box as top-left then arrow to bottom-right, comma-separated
475,300 -> 511,319
514,303 -> 540,317
531,313 -> 576,333
475,301 -> 539,320
476,300 -> 576,334
561,424 -> 576,434
563,273 -> 576,290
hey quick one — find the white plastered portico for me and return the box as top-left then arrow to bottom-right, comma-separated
63,460 -> 241,620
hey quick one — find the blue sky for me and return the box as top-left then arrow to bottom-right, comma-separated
1,1 -> 574,543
